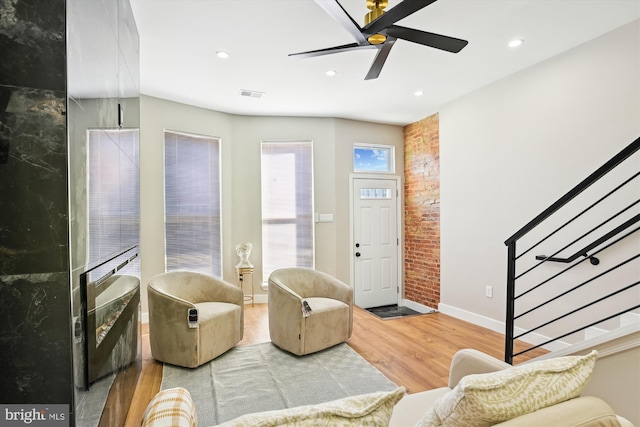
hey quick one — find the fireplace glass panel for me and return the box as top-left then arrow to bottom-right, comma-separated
81,246 -> 139,387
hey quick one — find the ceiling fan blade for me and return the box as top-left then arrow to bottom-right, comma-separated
364,37 -> 396,80
289,42 -> 374,59
314,0 -> 368,45
386,25 -> 468,53
363,0 -> 438,35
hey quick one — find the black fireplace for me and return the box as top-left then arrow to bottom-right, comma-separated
78,246 -> 140,390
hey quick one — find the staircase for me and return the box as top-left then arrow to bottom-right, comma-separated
503,137 -> 640,364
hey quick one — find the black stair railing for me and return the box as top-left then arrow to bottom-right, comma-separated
503,136 -> 640,364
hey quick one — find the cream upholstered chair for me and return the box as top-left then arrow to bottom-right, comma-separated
148,271 -> 243,368
268,267 -> 353,356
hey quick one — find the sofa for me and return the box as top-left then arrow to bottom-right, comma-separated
141,348 -> 634,427
389,348 -> 633,427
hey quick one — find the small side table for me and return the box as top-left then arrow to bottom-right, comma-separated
236,266 -> 254,307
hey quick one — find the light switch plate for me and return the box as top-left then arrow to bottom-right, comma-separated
316,213 -> 334,223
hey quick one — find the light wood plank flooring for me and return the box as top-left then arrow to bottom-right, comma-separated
123,304 -> 544,426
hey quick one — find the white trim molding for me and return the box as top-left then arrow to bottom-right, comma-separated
437,303 -> 570,352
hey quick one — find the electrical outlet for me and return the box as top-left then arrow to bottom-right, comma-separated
485,285 -> 493,298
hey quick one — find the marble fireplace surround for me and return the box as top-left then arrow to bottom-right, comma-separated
0,0 -> 141,425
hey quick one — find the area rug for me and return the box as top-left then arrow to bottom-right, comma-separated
366,304 -> 434,319
160,342 -> 398,425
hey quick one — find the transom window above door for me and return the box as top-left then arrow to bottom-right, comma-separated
353,144 -> 395,173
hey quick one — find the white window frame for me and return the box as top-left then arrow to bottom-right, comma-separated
87,128 -> 140,265
163,130 -> 222,277
260,140 -> 315,283
353,143 -> 395,174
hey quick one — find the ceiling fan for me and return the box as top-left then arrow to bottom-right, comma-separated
290,0 -> 468,80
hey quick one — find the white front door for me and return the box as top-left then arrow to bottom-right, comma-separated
351,177 -> 400,308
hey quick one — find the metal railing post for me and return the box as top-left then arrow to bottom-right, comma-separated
505,241 -> 516,364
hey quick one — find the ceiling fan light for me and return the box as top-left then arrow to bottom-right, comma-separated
508,39 -> 524,48
365,0 -> 387,45
368,34 -> 387,45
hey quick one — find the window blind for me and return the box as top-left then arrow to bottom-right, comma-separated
164,131 -> 221,277
88,129 -> 140,265
261,141 -> 314,282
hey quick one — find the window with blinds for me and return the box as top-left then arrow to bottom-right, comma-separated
164,131 -> 221,277
261,141 -> 314,282
88,128 -> 140,265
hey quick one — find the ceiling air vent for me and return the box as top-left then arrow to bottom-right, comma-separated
239,89 -> 265,99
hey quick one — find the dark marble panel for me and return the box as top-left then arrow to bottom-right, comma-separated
0,0 -> 66,91
0,85 -> 69,275
0,272 -> 73,405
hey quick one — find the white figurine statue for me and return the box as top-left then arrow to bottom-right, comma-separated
235,242 -> 253,268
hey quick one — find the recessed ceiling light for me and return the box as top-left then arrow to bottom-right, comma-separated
216,51 -> 230,59
508,39 -> 524,48
414,90 -> 424,97
325,70 -> 337,77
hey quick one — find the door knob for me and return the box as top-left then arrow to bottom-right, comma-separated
355,243 -> 360,248
355,252 -> 361,257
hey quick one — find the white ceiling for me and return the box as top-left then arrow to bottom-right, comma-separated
129,0 -> 639,126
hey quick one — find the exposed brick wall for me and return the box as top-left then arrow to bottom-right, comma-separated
404,113 -> 440,308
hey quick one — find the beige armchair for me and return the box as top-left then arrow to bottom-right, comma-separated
148,271 -> 244,368
268,268 -> 353,356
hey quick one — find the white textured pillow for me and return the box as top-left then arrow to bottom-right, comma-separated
417,350 -> 598,427
217,387 -> 406,427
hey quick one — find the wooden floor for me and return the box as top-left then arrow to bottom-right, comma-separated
124,304 -> 545,426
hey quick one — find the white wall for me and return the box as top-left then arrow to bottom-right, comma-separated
139,96 -> 403,313
583,345 -> 640,425
226,115 -> 337,284
438,20 -> 640,335
228,116 -> 404,285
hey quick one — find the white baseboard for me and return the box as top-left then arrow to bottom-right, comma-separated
437,303 -> 569,352
585,327 -> 608,340
252,294 -> 268,304
401,299 -> 437,314
621,312 -> 640,327
541,324 -> 640,359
